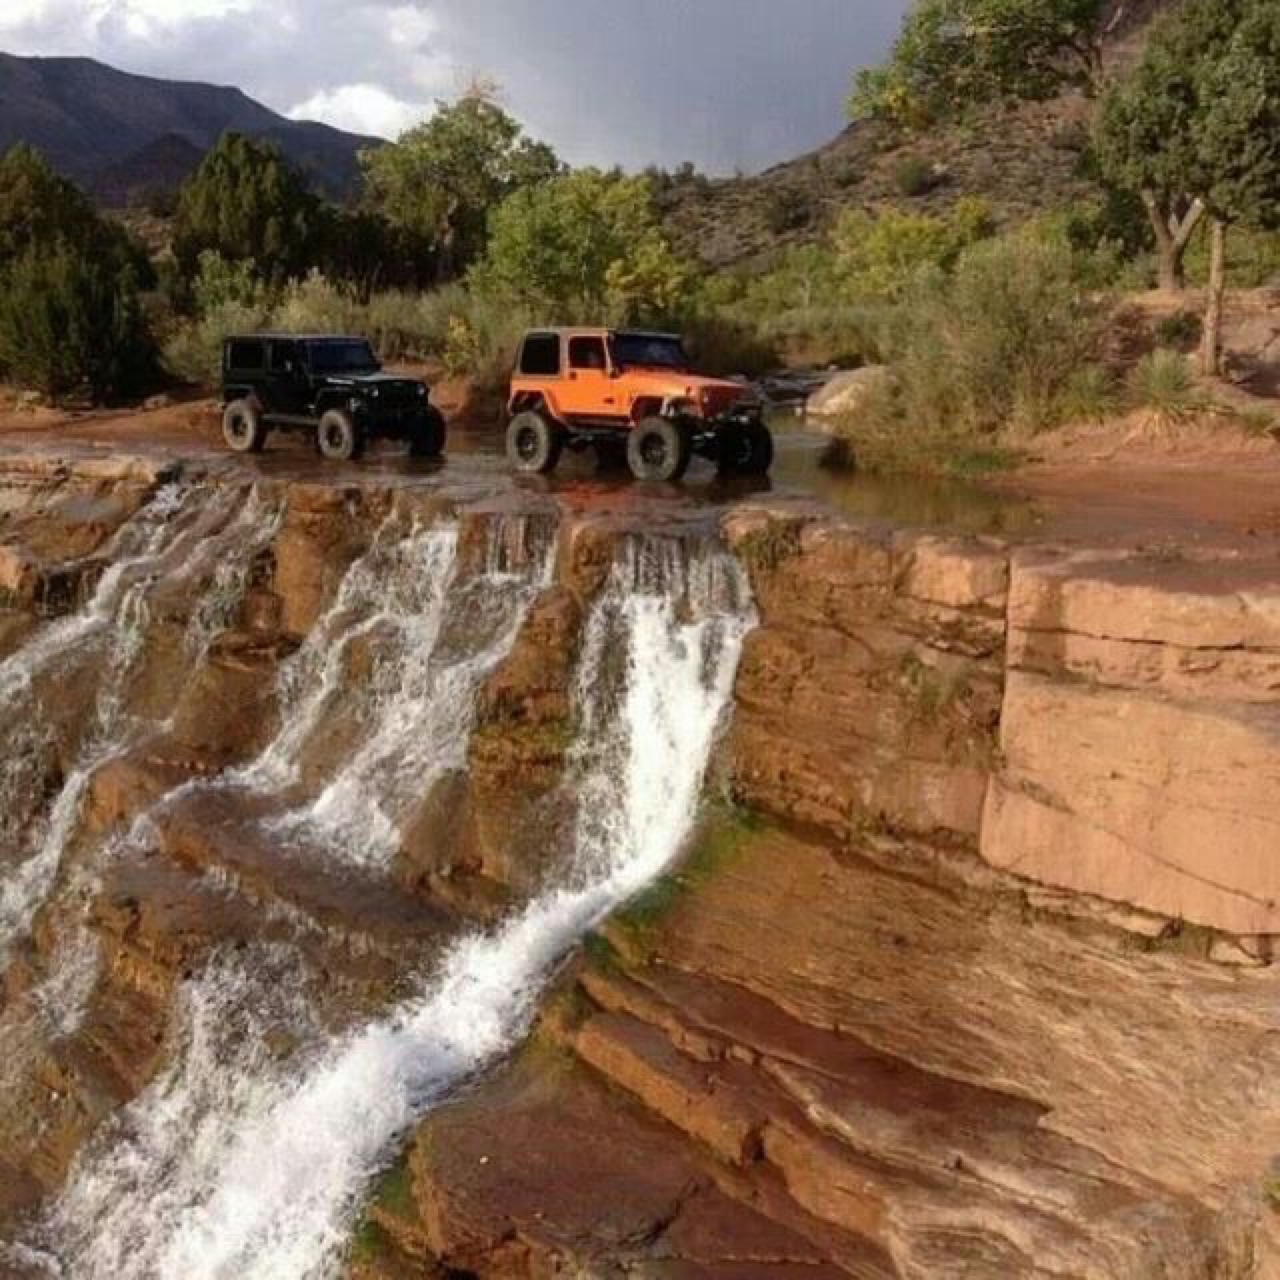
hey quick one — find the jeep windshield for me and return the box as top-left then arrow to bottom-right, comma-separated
305,340 -> 380,374
610,333 -> 689,371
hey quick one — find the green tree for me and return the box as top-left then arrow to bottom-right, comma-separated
851,0 -> 1109,125
0,241 -> 152,400
1093,1 -> 1238,293
0,145 -> 155,401
172,132 -> 319,284
0,144 -> 148,278
360,93 -> 561,282
471,169 -> 692,323
1096,0 -> 1280,371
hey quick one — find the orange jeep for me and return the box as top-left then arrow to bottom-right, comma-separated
505,328 -> 774,481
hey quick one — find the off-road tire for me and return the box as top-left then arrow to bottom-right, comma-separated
506,411 -> 563,475
627,416 -> 692,482
222,399 -> 267,454
717,420 -> 774,476
409,405 -> 447,459
317,408 -> 365,462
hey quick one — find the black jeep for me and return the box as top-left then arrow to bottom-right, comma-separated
220,334 -> 446,462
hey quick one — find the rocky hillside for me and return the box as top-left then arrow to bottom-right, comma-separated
0,53 -> 378,201
662,0 -> 1172,269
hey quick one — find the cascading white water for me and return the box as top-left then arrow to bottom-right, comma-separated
36,532 -> 753,1280
0,485 -> 283,965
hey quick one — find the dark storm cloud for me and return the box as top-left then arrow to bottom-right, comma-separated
0,0 -> 909,173
429,0 -> 910,172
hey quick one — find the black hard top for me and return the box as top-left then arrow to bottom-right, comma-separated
225,334 -> 371,343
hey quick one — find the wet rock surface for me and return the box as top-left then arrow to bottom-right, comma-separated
0,451 -> 1275,1277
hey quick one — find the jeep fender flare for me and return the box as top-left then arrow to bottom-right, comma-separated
509,390 -> 566,425
629,396 -> 668,424
224,384 -> 262,410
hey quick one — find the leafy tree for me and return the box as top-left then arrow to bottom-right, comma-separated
471,169 -> 692,323
0,145 -> 156,401
1096,0 -> 1280,371
313,205 -> 433,294
851,0 -> 1109,125
0,145 -> 147,278
0,241 -> 152,400
1093,2 -> 1235,293
172,132 -> 319,284
832,198 -> 995,300
360,93 -> 561,282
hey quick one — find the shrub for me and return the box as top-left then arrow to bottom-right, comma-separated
1056,364 -> 1120,423
1126,349 -> 1201,419
161,300 -> 268,386
0,241 -> 154,400
893,156 -> 941,197
763,185 -> 816,234
825,231 -> 1107,466
192,250 -> 271,315
1154,309 -> 1202,349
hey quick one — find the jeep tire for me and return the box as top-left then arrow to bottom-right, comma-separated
409,405 -> 446,459
506,411 -> 563,475
628,416 -> 692,482
717,420 -> 774,476
317,408 -> 365,462
222,399 -> 267,454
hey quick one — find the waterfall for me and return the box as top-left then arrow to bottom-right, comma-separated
32,532 -> 753,1280
0,484 -> 282,964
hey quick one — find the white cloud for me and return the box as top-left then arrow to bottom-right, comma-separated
290,83 -> 430,140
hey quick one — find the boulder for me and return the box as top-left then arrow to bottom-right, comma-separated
805,366 -> 894,421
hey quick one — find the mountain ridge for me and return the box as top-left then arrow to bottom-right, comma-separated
0,52 -> 379,201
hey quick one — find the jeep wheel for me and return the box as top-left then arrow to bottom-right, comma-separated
222,399 -> 266,454
317,409 -> 365,462
717,420 -> 774,476
409,406 -> 447,459
506,412 -> 563,475
628,416 -> 692,482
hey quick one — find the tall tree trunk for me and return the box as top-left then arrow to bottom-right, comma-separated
1200,217 -> 1228,377
1142,192 -> 1205,293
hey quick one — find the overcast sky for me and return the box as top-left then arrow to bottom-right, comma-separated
0,0 -> 909,173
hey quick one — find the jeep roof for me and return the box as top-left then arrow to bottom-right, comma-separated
225,333 -> 373,343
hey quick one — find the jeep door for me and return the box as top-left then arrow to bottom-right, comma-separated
265,340 -> 305,416
563,335 -> 622,422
